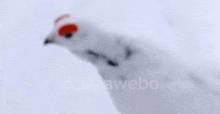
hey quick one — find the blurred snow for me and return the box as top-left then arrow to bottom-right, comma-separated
1,0 -> 220,114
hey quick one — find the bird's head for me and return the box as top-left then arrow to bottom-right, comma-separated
44,14 -> 100,51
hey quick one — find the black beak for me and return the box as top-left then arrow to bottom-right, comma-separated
44,39 -> 53,45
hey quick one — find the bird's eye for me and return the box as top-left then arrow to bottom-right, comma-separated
58,24 -> 78,38
65,32 -> 73,38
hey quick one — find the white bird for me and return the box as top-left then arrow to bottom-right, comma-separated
44,14 -> 220,114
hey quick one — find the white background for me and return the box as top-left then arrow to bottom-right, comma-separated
1,0 -> 220,114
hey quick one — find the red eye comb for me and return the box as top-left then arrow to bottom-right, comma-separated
58,24 -> 78,36
55,14 -> 71,24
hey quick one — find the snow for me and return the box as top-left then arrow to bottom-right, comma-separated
1,0 -> 220,114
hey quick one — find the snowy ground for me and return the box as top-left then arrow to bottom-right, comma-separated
1,0 -> 220,114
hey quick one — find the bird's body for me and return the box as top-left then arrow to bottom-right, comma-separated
44,14 -> 220,114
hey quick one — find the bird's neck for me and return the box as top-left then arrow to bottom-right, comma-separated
70,30 -> 183,81
71,31 -> 137,68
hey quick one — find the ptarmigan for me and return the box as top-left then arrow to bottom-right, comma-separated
44,14 -> 220,114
